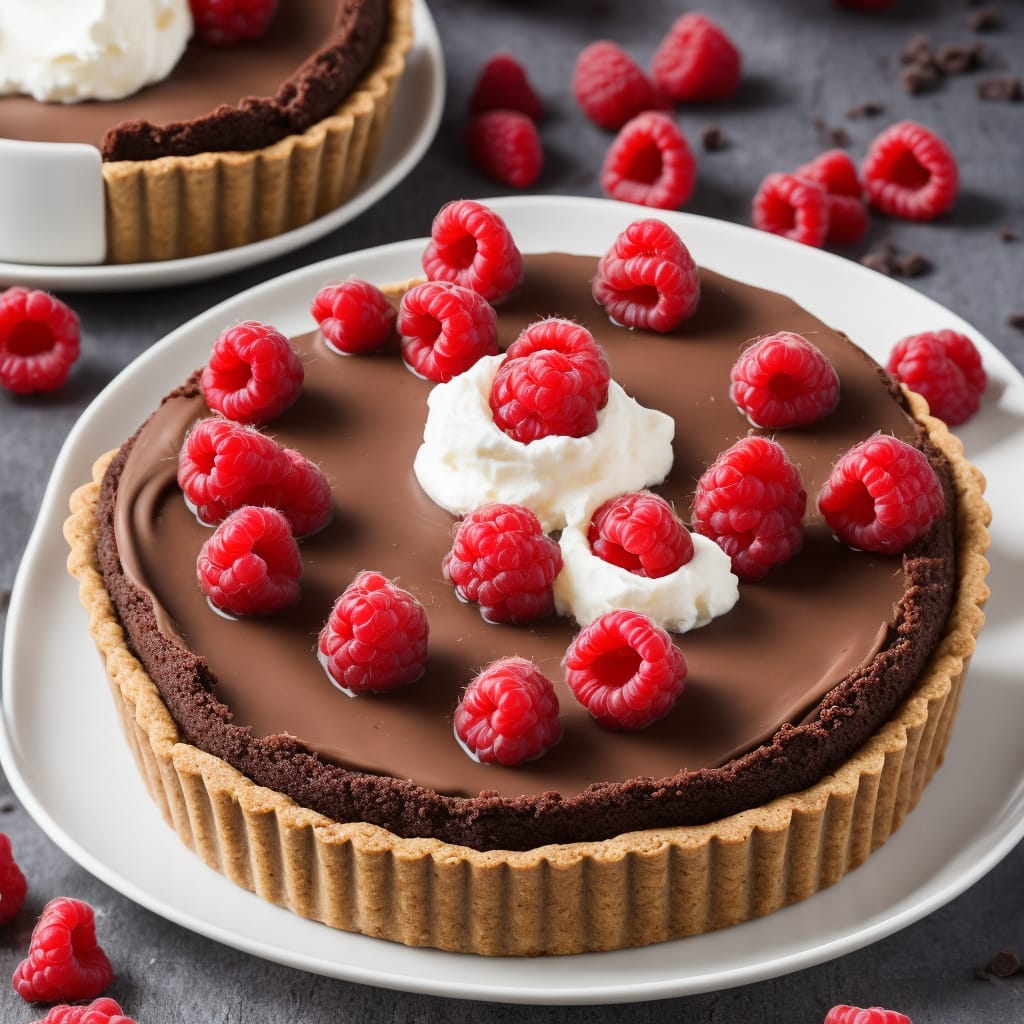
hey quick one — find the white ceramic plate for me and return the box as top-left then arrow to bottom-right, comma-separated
0,0 -> 444,293
3,196 -> 1023,1006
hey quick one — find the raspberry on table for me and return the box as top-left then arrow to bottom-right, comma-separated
572,41 -> 668,131
729,331 -> 841,428
188,0 -> 278,46
318,571 -> 429,695
886,328 -> 986,425
796,149 -> 869,245
817,434 -> 944,554
421,199 -> 524,303
13,897 -> 114,1004
861,121 -> 958,221
752,172 -> 831,247
0,287 -> 80,395
453,657 -> 562,766
651,12 -> 742,102
601,112 -> 696,210
592,217 -> 701,331
490,319 -> 610,442
824,1006 -> 912,1024
397,280 -> 499,383
468,53 -> 543,121
197,506 -> 302,616
0,832 -> 27,924
465,110 -> 543,189
564,609 -> 687,731
177,418 -> 331,536
588,491 -> 695,578
200,320 -> 304,425
691,436 -> 807,581
311,279 -> 397,355
32,997 -> 137,1024
442,503 -> 562,624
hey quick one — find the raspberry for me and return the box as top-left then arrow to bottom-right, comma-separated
824,1006 -> 911,1024
752,172 -> 830,247
564,609 -> 687,731
468,53 -> 543,121
588,491 -> 695,578
188,0 -> 277,46
691,436 -> 807,581
318,571 -> 429,695
200,320 -> 303,425
197,506 -> 302,616
454,658 -> 561,765
177,418 -> 331,535
651,13 -> 742,102
572,41 -> 668,131
886,329 -> 986,425
442,503 -> 562,624
490,319 -> 610,442
31,997 -> 136,1024
861,121 -> 958,221
796,149 -> 869,245
601,112 -> 696,210
465,110 -> 543,189
13,897 -> 114,1004
817,434 -> 944,554
729,332 -> 841,428
397,281 -> 498,383
421,199 -> 524,303
0,287 -> 80,395
0,833 -> 27,924
592,218 -> 701,331
310,279 -> 397,355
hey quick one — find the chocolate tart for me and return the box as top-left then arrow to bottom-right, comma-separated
0,0 -> 413,264
64,254 -> 989,954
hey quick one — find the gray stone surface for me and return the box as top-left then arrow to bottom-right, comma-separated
1,0 -> 1023,1019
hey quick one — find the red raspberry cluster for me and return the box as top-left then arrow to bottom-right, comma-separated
489,318 -> 610,442
32,997 -> 137,1024
592,218 -> 701,331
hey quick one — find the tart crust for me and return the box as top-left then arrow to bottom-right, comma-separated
64,390 -> 989,955
101,0 -> 413,264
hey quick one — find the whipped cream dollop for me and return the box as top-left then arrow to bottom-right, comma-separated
554,519 -> 739,632
0,0 -> 193,103
413,354 -> 676,533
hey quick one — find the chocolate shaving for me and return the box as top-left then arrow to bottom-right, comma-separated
700,124 -> 728,152
969,6 -> 1003,32
847,100 -> 886,119
901,61 -> 943,95
1009,313 -> 1024,332
935,43 -> 985,74
977,75 -> 1023,100
999,226 -> 1019,242
978,949 -> 1022,979
861,242 -> 934,279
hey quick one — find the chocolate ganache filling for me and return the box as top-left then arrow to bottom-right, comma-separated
0,0 -> 387,160
97,253 -> 956,851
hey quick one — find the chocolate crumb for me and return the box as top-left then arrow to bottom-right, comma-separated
901,61 -> 943,95
977,75 -> 1023,100
901,33 -> 934,65
935,43 -> 984,75
1009,313 -> 1024,332
829,126 -> 851,147
847,100 -> 885,119
861,249 -> 897,276
984,949 -> 1021,977
862,242 -> 934,279
898,251 -> 933,278
0,588 -> 9,614
969,6 -> 1003,32
999,226 -> 1018,242
701,124 -> 728,152
0,800 -> 13,814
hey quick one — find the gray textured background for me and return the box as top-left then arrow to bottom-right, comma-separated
2,0 -> 1023,1019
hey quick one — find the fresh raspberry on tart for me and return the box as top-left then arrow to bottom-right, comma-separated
817,434 -> 944,554
465,110 -> 544,189
886,328 -> 986,425
752,172 -> 830,247
564,609 -> 687,731
691,436 -> 807,581
651,12 -> 742,102
421,199 -> 524,303
311,279 -> 397,355
572,41 -> 668,131
453,657 -> 562,766
318,572 -> 429,695
588,491 -> 694,578
601,111 -> 697,210
200,320 -> 304,425
0,832 -> 27,925
197,506 -> 302,617
468,53 -> 544,121
188,0 -> 278,46
0,287 -> 80,395
442,503 -> 562,624
729,331 -> 841,428
861,121 -> 958,221
13,897 -> 114,1004
31,997 -> 137,1024
592,217 -> 701,331
397,281 -> 499,383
